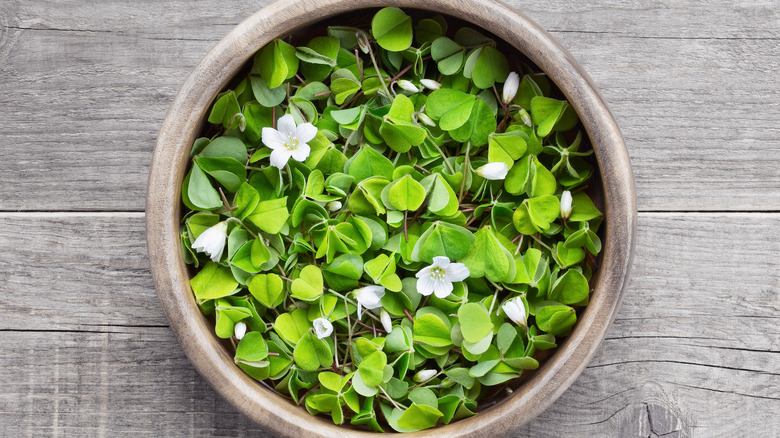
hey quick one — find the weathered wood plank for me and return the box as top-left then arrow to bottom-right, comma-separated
0,212 -> 777,435
0,1 -> 778,212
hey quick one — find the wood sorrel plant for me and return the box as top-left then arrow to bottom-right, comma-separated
180,7 -> 603,433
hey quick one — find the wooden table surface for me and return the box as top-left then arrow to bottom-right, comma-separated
1,0 -> 778,436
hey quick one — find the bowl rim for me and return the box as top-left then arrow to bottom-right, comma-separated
147,0 -> 637,435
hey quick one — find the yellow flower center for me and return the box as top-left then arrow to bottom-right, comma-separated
429,266 -> 446,280
284,136 -> 299,151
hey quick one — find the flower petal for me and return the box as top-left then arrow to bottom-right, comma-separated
432,278 -> 453,298
416,275 -> 434,296
444,262 -> 470,282
269,148 -> 292,169
276,114 -> 297,137
432,256 -> 451,267
415,265 -> 432,279
295,123 -> 318,144
261,127 -> 286,150
290,143 -> 311,162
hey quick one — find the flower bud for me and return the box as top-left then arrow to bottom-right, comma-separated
326,200 -> 342,212
313,318 -> 333,339
356,31 -> 370,54
516,108 -> 532,127
560,191 -> 573,220
417,112 -> 436,127
191,221 -> 228,262
502,72 -> 520,104
233,321 -> 247,340
397,79 -> 419,93
476,162 -> 509,181
420,79 -> 441,90
502,298 -> 527,327
380,309 -> 393,333
413,369 -> 437,383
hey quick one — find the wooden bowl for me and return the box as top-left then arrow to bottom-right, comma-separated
147,0 -> 636,435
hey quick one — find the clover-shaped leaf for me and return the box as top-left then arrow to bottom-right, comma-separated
291,265 -> 324,302
254,39 -> 299,89
294,331 -> 332,371
371,7 -> 413,52
248,273 -> 285,308
460,226 -> 515,283
388,174 -> 426,211
550,269 -> 589,304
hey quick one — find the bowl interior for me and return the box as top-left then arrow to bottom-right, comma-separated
147,1 -> 636,436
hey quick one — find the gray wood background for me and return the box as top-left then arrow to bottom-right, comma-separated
1,0 -> 778,436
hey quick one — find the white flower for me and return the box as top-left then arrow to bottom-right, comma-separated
502,71 -> 520,104
420,79 -> 441,90
191,221 -> 228,262
261,114 -> 317,169
326,201 -> 342,212
380,309 -> 393,333
413,369 -> 437,383
417,112 -> 436,127
313,318 -> 333,339
415,256 -> 470,299
560,191 -> 573,220
353,285 -> 385,319
397,79 -> 419,93
476,162 -> 509,181
233,321 -> 247,340
502,298 -> 527,327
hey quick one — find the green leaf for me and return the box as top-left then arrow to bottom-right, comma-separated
568,192 -> 602,222
411,221 -> 475,263
183,162 -> 223,210
250,76 -> 286,107
460,227 -> 514,282
425,88 -> 474,130
505,155 -> 556,197
530,96 -> 566,137
415,18 -> 443,45
254,39 -> 299,88
448,96 -> 496,147
358,351 -> 387,387
412,313 -> 452,347
553,242 -> 585,268
388,175 -> 426,211
347,146 -> 394,182
274,308 -> 311,344
513,195 -> 560,234
294,332 -> 332,371
233,183 -> 260,220
248,273 -> 285,308
318,371 -> 347,392
445,367 -> 476,389
458,303 -> 493,344
550,269 -> 589,304
300,36 -> 340,81
536,304 -> 577,336
235,331 -> 269,363
431,37 -> 464,75
190,262 -> 238,301
426,174 -> 459,216
397,404 -> 443,431
208,91 -> 241,129
195,157 -> 246,193
291,265 -> 324,302
468,46 -> 509,89
487,132 -> 527,168
198,136 -> 247,163
371,7 -> 413,52
247,197 -> 289,234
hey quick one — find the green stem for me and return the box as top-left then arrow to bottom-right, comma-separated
459,142 -> 471,200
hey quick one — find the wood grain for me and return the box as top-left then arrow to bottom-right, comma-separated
0,1 -> 778,211
0,213 -> 776,435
